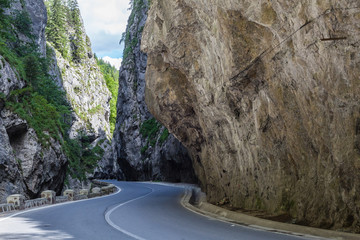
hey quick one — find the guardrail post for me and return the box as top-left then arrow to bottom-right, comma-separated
63,189 -> 74,201
7,194 -> 25,210
91,187 -> 101,194
41,190 -> 56,204
79,189 -> 89,196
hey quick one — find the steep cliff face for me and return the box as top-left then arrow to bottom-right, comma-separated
113,0 -> 196,182
45,1 -> 111,140
45,0 -> 113,182
4,0 -> 47,54
47,41 -> 111,144
142,0 -> 360,232
0,0 -> 67,201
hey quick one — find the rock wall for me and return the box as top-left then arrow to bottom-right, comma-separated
142,0 -> 360,232
4,0 -> 47,55
0,0 -> 67,202
46,16 -> 111,141
112,0 -> 196,183
45,1 -> 113,181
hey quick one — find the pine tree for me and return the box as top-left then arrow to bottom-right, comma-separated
68,0 -> 85,63
0,0 -> 10,14
46,0 -> 69,59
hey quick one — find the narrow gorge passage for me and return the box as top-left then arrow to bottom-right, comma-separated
0,181 -> 316,240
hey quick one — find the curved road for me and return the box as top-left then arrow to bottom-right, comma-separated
0,181 -> 318,240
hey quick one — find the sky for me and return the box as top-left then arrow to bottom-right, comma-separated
77,0 -> 131,69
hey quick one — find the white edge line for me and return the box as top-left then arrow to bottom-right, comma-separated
129,183 -> 320,239
179,188 -> 326,240
0,186 -> 122,222
104,186 -> 154,240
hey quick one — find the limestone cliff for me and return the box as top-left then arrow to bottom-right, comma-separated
142,0 -> 360,232
0,0 -> 67,202
45,0 -> 111,141
0,0 -> 112,202
113,0 -> 196,182
45,0 -> 113,182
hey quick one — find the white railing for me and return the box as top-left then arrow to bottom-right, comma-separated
24,198 -> 48,209
0,203 -> 16,213
56,196 -> 68,203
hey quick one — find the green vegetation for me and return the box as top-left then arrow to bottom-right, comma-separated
140,118 -> 160,147
159,129 -> 169,144
46,0 -> 69,59
45,0 -> 86,63
68,0 -> 85,62
120,0 -> 147,61
96,56 -> 119,135
140,118 -> 170,154
88,104 -> 102,115
64,132 -> 104,181
0,1 -> 104,180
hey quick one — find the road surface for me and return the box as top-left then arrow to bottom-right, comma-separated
0,181 -> 318,240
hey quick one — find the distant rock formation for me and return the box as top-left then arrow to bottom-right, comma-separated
112,0 -> 196,183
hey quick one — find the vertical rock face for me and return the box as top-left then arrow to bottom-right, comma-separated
4,0 -> 47,54
142,0 -> 360,232
112,0 -> 196,183
0,0 -> 67,202
44,1 -> 113,181
47,44 -> 111,140
46,16 -> 111,141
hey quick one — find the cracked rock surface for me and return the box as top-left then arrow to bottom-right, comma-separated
142,0 -> 360,232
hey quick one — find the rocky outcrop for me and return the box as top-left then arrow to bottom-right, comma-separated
142,0 -> 360,232
0,57 -> 67,202
93,139 -> 124,180
2,110 -> 67,198
0,56 -> 24,96
4,0 -> 47,54
0,117 -> 24,203
0,0 -> 68,202
45,2 -> 113,182
112,0 -> 196,182
46,24 -> 111,141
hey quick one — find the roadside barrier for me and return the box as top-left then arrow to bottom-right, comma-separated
25,198 -> 48,209
55,196 -> 68,204
0,180 -> 117,214
0,203 -> 15,213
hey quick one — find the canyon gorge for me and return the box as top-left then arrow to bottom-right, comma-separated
0,0 -> 359,234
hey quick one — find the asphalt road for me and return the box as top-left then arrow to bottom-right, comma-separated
0,181 -> 317,240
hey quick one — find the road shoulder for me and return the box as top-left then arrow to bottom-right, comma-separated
180,187 -> 359,240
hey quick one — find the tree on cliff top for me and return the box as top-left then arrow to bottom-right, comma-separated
46,0 -> 69,59
68,0 -> 85,63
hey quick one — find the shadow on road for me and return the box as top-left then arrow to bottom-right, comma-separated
0,216 -> 73,239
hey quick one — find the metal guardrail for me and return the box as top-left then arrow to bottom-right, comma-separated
55,196 -> 68,203
24,198 -> 48,209
0,203 -> 16,213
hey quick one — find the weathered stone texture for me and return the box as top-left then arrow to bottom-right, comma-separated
142,0 -> 360,232
0,0 -> 67,202
4,0 -> 47,54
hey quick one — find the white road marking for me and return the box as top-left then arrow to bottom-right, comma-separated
104,186 -> 154,240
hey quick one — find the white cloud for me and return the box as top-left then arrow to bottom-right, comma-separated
102,56 -> 122,69
77,0 -> 131,58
